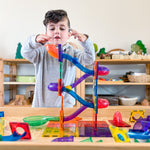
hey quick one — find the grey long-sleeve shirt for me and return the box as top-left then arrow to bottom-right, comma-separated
21,35 -> 95,107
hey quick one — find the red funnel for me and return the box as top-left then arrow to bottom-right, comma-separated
45,44 -> 58,59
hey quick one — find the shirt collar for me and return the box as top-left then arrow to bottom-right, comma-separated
62,43 -> 70,51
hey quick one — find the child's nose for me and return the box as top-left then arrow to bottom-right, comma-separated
54,28 -> 60,33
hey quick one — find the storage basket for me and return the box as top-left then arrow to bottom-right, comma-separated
127,74 -> 150,83
119,97 -> 137,106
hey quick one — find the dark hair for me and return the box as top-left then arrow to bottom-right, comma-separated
43,9 -> 70,28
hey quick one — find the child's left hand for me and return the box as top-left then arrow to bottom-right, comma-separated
70,29 -> 87,42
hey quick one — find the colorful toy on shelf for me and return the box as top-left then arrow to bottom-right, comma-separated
98,66 -> 109,76
97,48 -> 106,57
99,78 -> 106,81
131,40 -> 147,54
93,43 -> 98,53
131,44 -> 142,54
15,42 -> 23,59
136,40 -> 147,54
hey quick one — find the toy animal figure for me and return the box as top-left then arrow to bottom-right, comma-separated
141,99 -> 149,106
15,43 -> 23,59
8,95 -> 30,105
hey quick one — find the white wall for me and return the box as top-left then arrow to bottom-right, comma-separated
1,0 -> 149,104
0,0 -> 150,58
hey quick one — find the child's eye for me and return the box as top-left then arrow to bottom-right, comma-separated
49,28 -> 55,31
60,28 -> 65,30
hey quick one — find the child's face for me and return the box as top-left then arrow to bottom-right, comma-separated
46,18 -> 71,46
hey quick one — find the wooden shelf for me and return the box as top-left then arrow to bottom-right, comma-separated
4,104 -> 31,107
80,59 -> 150,102
95,59 -> 150,64
85,81 -> 150,85
0,58 -> 35,106
3,59 -> 31,64
1,58 -> 150,107
0,58 -> 81,107
3,82 -> 35,85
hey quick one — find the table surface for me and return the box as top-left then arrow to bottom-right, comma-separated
1,106 -> 150,150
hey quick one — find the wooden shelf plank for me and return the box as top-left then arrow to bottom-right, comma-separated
4,105 -> 32,107
3,59 -> 31,64
4,82 -> 35,85
96,59 -> 150,64
85,82 -> 150,85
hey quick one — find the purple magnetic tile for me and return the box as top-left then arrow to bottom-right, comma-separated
79,127 -> 112,137
52,135 -> 74,142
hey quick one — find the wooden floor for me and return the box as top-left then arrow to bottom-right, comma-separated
1,106 -> 150,150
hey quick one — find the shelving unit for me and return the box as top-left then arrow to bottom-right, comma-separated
1,58 -> 150,107
80,59 -> 150,103
0,59 -> 35,106
0,58 -> 81,107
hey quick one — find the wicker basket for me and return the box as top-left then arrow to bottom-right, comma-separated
128,74 -> 150,83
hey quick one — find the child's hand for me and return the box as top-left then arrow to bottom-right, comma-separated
70,29 -> 87,42
35,34 -> 51,44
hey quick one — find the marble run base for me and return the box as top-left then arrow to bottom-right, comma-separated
42,120 -> 112,137
79,121 -> 112,137
42,120 -> 79,137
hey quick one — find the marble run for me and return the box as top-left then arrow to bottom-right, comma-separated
23,44 -> 110,137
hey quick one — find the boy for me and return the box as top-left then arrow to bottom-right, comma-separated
21,9 -> 95,107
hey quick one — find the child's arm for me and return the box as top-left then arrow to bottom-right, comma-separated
70,29 -> 87,42
35,34 -> 51,44
21,34 -> 50,64
70,29 -> 95,66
